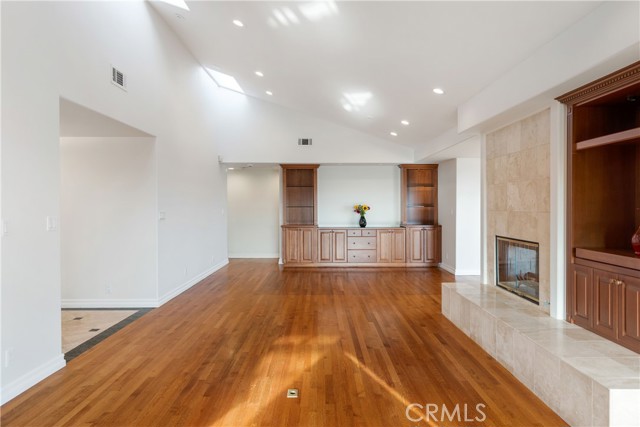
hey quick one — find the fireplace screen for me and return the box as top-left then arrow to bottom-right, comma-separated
495,236 -> 539,304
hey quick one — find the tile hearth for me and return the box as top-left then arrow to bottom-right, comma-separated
442,282 -> 640,427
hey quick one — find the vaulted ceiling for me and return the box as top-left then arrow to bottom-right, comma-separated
150,1 -> 601,148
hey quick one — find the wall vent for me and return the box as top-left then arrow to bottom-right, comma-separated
298,138 -> 312,146
111,66 -> 127,91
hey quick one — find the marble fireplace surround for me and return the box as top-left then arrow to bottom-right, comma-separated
442,282 -> 640,427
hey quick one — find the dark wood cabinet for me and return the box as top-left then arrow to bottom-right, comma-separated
559,61 -> 640,353
570,264 -> 593,329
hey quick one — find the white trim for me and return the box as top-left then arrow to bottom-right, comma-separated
157,259 -> 229,306
439,263 -> 456,275
550,101 -> 567,320
61,299 -> 158,308
228,253 -> 279,259
1,354 -> 66,405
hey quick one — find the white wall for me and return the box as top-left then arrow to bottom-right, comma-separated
438,160 -> 457,273
1,1 -> 229,403
214,89 -> 414,165
227,167 -> 280,258
455,158 -> 481,275
317,166 -> 401,227
60,137 -> 157,307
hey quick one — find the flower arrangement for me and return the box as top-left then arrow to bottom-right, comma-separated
353,204 -> 371,216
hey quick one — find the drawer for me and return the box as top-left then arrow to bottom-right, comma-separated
348,229 -> 361,237
348,250 -> 376,263
362,229 -> 377,237
348,237 -> 377,249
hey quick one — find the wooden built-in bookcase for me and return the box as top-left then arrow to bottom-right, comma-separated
399,164 -> 438,226
557,61 -> 640,353
281,164 -> 319,226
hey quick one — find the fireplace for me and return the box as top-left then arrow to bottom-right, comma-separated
495,236 -> 539,304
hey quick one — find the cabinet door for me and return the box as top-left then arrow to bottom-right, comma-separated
377,231 -> 393,263
300,228 -> 315,263
593,268 -> 618,341
425,227 -> 440,263
391,230 -> 406,263
284,228 -> 301,263
406,228 -> 425,263
333,230 -> 348,263
618,274 -> 640,352
317,230 -> 333,263
570,265 -> 593,328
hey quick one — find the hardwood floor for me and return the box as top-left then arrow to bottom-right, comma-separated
2,260 -> 567,426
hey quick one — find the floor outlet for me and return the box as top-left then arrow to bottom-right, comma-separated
286,389 -> 299,398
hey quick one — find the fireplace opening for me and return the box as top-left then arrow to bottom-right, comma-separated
495,236 -> 539,304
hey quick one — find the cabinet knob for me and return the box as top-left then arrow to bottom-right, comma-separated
616,280 -> 624,286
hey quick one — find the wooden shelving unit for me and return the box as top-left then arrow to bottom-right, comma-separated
281,165 -> 318,226
557,60 -> 640,353
400,164 -> 438,226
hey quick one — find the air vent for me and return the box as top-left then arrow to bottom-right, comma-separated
298,138 -> 312,146
111,66 -> 127,91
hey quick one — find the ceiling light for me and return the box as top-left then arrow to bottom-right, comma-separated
343,104 -> 353,112
433,88 -> 445,95
401,120 -> 410,126
255,71 -> 264,77
233,19 -> 244,27
228,167 -> 235,170
205,68 -> 244,94
266,90 -> 273,96
390,131 -> 398,136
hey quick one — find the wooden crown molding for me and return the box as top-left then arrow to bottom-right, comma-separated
556,61 -> 640,106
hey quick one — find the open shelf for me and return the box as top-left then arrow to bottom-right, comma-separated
282,165 -> 318,225
576,127 -> 640,150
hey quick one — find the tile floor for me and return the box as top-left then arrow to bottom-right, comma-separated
61,309 -> 138,353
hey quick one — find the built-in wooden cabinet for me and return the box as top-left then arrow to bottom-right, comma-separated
281,163 -> 442,268
406,225 -> 442,266
282,226 -> 316,264
570,259 -> 640,352
377,229 -> 406,263
281,165 -> 318,226
400,164 -> 438,226
318,229 -> 347,263
558,61 -> 640,353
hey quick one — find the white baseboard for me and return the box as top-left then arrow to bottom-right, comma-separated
158,259 -> 229,306
439,263 -> 456,275
61,298 -> 158,309
1,354 -> 66,405
228,253 -> 279,259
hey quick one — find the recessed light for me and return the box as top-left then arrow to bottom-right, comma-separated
266,90 -> 273,96
433,88 -> 445,95
255,71 -> 264,77
390,131 -> 398,136
228,167 -> 235,170
343,104 -> 353,112
233,19 -> 244,27
401,120 -> 410,126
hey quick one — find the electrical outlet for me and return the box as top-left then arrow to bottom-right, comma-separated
445,253 -> 449,260
1,220 -> 7,237
105,284 -> 112,294
212,256 -> 216,264
184,266 -> 188,276
46,216 -> 57,231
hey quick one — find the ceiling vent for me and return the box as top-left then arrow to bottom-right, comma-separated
111,66 -> 127,91
298,138 -> 312,146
